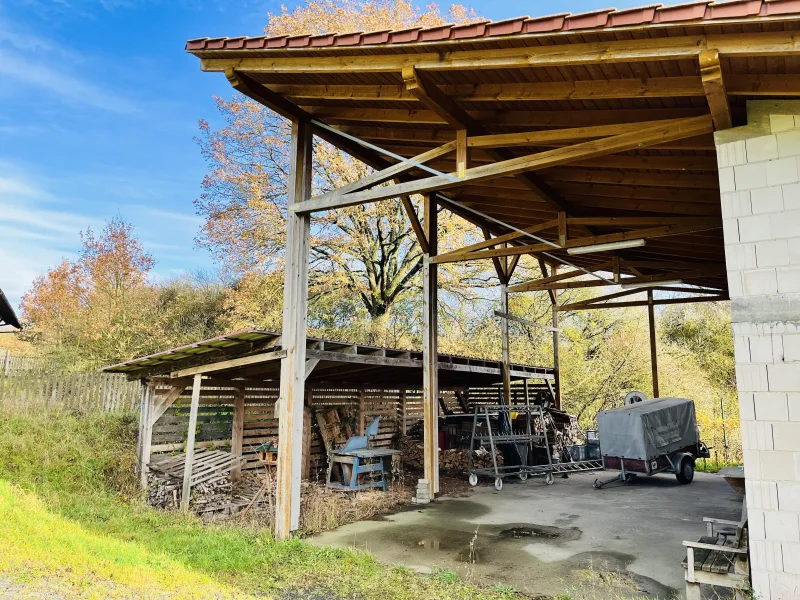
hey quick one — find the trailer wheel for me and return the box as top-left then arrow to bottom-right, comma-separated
518,472 -> 528,482
494,478 -> 503,491
593,479 -> 601,489
676,457 -> 695,485
545,472 -> 555,485
468,473 -> 478,487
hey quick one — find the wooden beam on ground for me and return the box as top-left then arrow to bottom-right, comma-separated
230,385 -> 245,481
181,374 -> 202,511
294,116 -> 713,213
276,120 -> 313,539
699,50 -> 732,131
648,290 -> 660,398
423,194 -> 439,495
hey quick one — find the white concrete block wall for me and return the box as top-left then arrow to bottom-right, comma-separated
718,115 -> 800,599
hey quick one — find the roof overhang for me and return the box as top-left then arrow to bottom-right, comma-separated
186,2 -> 800,299
0,288 -> 20,330
104,329 -> 554,388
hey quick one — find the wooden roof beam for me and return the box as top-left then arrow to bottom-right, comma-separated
515,266 -> 726,292
401,65 -> 574,215
293,116 -> 714,213
699,50 -> 733,131
271,75 -> 800,102
438,219 -> 721,266
200,31 -> 800,74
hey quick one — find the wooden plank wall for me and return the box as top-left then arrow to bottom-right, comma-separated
150,384 -> 422,476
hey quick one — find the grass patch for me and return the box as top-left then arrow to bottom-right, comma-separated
696,459 -> 743,474
0,408 -> 521,599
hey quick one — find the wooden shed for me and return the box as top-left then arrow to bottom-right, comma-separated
183,12 -> 800,594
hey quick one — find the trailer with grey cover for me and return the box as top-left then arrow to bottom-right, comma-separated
593,398 -> 710,488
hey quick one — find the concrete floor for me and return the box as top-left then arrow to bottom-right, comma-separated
310,471 -> 743,599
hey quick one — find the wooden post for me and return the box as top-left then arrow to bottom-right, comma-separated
230,385 -> 245,481
275,119 -> 313,539
423,194 -> 439,495
500,285 -> 511,404
302,405 -> 312,480
400,389 -> 407,435
137,380 -> 153,490
552,267 -> 561,410
358,389 -> 366,435
648,290 -> 660,398
181,373 -> 202,510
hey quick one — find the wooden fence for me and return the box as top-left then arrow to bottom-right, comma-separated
0,350 -> 140,413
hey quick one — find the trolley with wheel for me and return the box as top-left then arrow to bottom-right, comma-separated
466,404 -> 551,490
592,397 -> 711,490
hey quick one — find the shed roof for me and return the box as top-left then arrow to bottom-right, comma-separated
187,2 -> 800,297
0,288 -> 20,330
103,329 -> 554,388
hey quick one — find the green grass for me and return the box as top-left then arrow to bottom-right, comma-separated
695,459 -> 743,473
0,408 -> 521,599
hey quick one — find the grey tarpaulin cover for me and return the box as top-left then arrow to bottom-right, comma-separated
597,398 -> 699,461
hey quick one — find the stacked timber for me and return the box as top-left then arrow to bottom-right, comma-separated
400,437 -> 503,473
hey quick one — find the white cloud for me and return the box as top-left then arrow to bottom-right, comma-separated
0,48 -> 140,114
0,10 -> 139,114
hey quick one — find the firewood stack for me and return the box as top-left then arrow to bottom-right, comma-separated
146,470 -> 269,517
400,437 -> 503,474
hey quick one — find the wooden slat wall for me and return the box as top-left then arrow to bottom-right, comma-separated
149,385 -> 418,475
0,351 -> 140,413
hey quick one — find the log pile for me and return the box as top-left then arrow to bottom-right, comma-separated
400,437 -> 503,474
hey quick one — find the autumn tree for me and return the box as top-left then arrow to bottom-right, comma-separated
195,0 -> 483,345
20,217 -> 159,366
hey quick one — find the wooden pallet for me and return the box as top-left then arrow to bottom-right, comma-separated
150,449 -> 247,486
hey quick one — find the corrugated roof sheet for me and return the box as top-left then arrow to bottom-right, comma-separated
186,0 -> 800,52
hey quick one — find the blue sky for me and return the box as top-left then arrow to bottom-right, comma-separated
1,0 -> 650,310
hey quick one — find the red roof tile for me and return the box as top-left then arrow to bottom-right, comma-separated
185,0 -> 800,53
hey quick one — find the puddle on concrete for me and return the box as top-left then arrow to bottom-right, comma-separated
313,498 -> 678,599
499,524 -> 580,541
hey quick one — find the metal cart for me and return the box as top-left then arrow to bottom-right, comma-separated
466,404 -> 603,491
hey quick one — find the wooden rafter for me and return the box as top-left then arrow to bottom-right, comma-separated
401,65 -> 574,214
267,74 -> 800,102
293,116 -> 714,213
514,266 -> 726,292
432,219 -> 558,264
433,218 -> 721,265
558,295 -> 728,311
400,194 -> 429,254
699,50 -> 733,131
